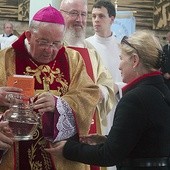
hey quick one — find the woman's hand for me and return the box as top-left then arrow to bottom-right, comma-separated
45,141 -> 67,158
164,73 -> 170,79
80,134 -> 107,145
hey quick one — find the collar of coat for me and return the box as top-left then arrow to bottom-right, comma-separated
122,71 -> 161,93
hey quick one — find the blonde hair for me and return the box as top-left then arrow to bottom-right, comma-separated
121,30 -> 163,70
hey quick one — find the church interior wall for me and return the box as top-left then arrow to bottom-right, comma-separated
0,0 -> 169,46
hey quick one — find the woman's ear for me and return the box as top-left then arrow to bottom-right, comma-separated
25,31 -> 31,43
132,53 -> 140,68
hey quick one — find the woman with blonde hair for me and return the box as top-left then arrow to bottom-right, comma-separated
45,30 -> 170,170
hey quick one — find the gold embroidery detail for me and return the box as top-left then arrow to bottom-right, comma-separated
28,135 -> 52,170
25,65 -> 68,95
24,61 -> 69,169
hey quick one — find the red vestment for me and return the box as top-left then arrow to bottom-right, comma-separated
12,33 -> 71,170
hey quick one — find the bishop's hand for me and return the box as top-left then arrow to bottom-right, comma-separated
33,92 -> 56,113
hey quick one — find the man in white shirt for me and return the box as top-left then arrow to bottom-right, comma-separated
0,22 -> 18,50
86,0 -> 125,132
86,1 -> 125,169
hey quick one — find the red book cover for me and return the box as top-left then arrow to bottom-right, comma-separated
7,75 -> 35,97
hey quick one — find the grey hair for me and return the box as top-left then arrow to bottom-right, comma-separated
3,22 -> 14,29
29,20 -> 41,33
29,20 -> 66,34
60,0 -> 87,9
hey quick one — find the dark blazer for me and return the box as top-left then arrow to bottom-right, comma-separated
63,72 -> 170,170
162,44 -> 170,73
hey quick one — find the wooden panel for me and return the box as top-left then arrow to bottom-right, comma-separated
0,0 -> 29,21
153,0 -> 170,30
0,0 -> 18,7
118,7 -> 153,17
114,0 -> 153,6
87,0 -> 154,29
0,0 -> 18,19
0,8 -> 18,19
114,0 -> 154,28
18,0 -> 29,21
136,18 -> 153,27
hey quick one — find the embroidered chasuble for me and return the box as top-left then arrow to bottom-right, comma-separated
14,34 -> 70,170
0,33 -> 100,170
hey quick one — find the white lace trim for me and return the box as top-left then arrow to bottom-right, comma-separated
54,97 -> 77,142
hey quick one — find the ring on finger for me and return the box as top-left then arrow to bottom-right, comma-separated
5,94 -> 14,102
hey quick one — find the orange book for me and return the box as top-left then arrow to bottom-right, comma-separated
7,75 -> 35,97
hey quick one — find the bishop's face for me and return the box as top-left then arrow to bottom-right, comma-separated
26,23 -> 65,64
